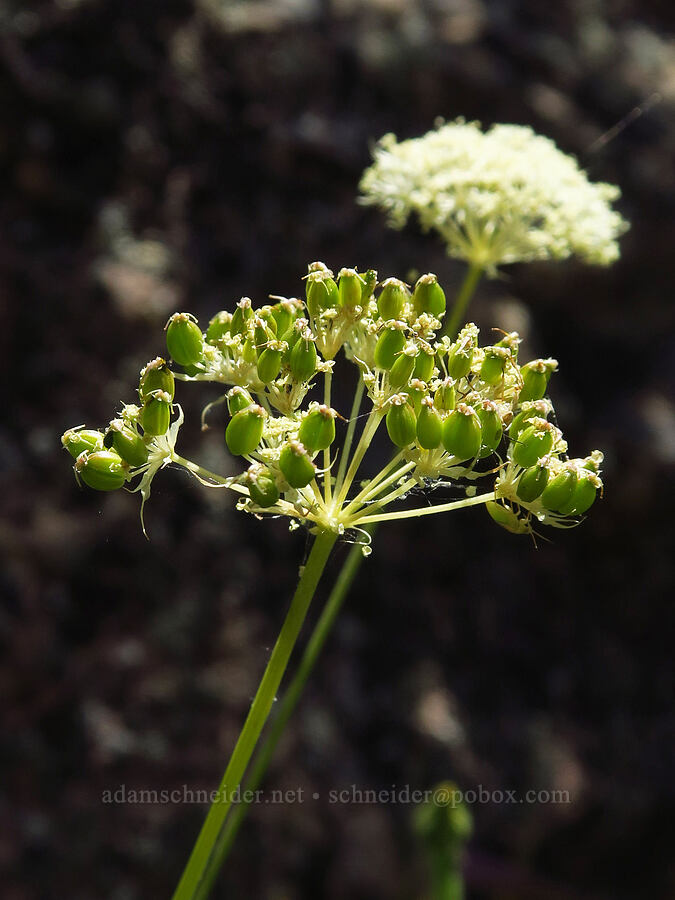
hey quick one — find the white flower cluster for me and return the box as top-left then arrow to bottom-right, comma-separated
359,120 -> 628,272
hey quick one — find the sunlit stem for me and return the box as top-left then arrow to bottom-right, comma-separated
355,491 -> 494,525
334,377 -> 365,495
350,476 -> 418,523
334,407 -> 385,508
343,459 -> 415,517
323,370 -> 333,505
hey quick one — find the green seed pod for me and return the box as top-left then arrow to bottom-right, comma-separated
139,357 -> 175,401
75,449 -> 127,492
389,350 -> 417,390
206,311 -> 232,345
416,399 -> 442,450
516,463 -> 550,503
306,272 -> 339,318
434,378 -> 456,412
374,325 -> 405,370
289,336 -> 318,382
412,273 -> 446,317
62,427 -> 104,459
242,338 -> 258,364
225,404 -> 266,456
254,317 -> 275,350
279,440 -> 316,488
477,401 -> 503,455
257,305 -> 278,333
508,400 -> 550,440
271,300 -> 295,339
541,466 -> 578,512
257,346 -> 283,383
338,268 -> 363,309
407,378 -> 427,414
582,450 -> 604,474
105,420 -> 148,468
386,397 -> 417,448
141,390 -> 172,436
361,269 -> 378,302
298,405 -> 336,452
413,348 -> 435,382
246,465 -> 280,508
519,359 -> 558,402
512,421 -> 554,468
558,474 -> 599,516
480,347 -> 509,385
166,313 -> 204,367
447,340 -> 474,380
227,386 -> 254,415
230,298 -> 254,336
486,501 -> 530,534
377,278 -> 408,320
442,404 -> 482,460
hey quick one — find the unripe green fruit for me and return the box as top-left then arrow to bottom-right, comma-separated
434,378 -> 456,412
374,327 -> 405,370
306,274 -> 339,317
141,391 -> 172,436
242,338 -> 257,364
541,467 -> 578,512
447,342 -> 473,380
139,358 -> 175,401
442,405 -> 481,460
477,402 -> 503,455
407,378 -> 427,414
480,348 -> 508,385
377,278 -> 408,320
338,269 -> 362,309
247,466 -> 280,508
166,313 -> 204,367
289,338 -> 318,382
361,269 -> 378,302
227,386 -> 254,416
62,428 -> 104,459
416,401 -> 442,450
298,406 -> 336,452
279,441 -> 316,488
389,352 -> 416,390
271,302 -> 294,338
225,405 -> 265,456
413,349 -> 435,383
105,421 -> 148,468
412,274 -> 446,317
254,319 -> 275,349
516,464 -> 549,502
486,501 -> 529,534
206,311 -> 232,344
512,423 -> 554,468
76,449 -> 127,492
386,399 -> 417,448
519,360 -> 556,402
230,299 -> 254,336
257,347 -> 283,383
558,475 -> 598,516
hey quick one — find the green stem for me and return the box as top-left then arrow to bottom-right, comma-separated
355,490 -> 494,525
323,370 -> 333,505
171,528 -> 338,900
442,263 -> 483,340
335,407 -> 384,507
195,531 -> 374,895
335,377 -> 365,494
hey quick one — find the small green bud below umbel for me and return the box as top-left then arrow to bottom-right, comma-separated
519,358 -> 558,402
225,405 -> 266,456
206,311 -> 232,345
486,501 -> 530,534
516,461 -> 549,502
139,357 -> 175,402
62,427 -> 104,459
227,386 -> 254,416
477,400 -> 503,455
338,268 -> 363,309
105,419 -> 148,468
374,324 -> 406,370
412,273 -> 446,317
512,419 -> 554,468
166,313 -> 204,367
558,472 -> 600,516
289,330 -> 318,382
442,403 -> 482,460
298,405 -> 336,452
75,449 -> 127,492
279,440 -> 316,488
377,278 -> 408,320
541,465 -> 578,512
245,465 -> 280,508
141,390 -> 172,436
416,398 -> 442,450
386,395 -> 417,448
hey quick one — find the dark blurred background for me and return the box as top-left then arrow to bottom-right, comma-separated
1,1 -> 674,898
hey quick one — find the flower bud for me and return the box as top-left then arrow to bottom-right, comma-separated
338,268 -> 363,309
62,427 -> 104,459
230,298 -> 254,336
434,377 -> 456,412
75,449 -> 128,492
412,273 -> 446,317
413,347 -> 435,383
289,335 -> 318,382
306,271 -> 339,317
104,419 -> 148,468
245,465 -> 280,508
541,465 -> 578,512
486,501 -> 529,534
388,349 -> 417,390
512,420 -> 554,468
441,403 -> 482,460
279,440 -> 316,488
519,359 -> 557,402
374,324 -> 405,370
480,347 -> 509,385
477,400 -> 502,455
139,357 -> 175,402
298,405 -> 336,452
516,461 -> 549,502
227,386 -> 254,416
225,405 -> 266,456
416,398 -> 442,450
558,473 -> 600,516
257,345 -> 283,383
206,311 -> 232,345
386,395 -> 417,448
377,278 -> 408,320
166,313 -> 204,367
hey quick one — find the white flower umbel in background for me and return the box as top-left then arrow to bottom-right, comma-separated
359,120 -> 629,336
